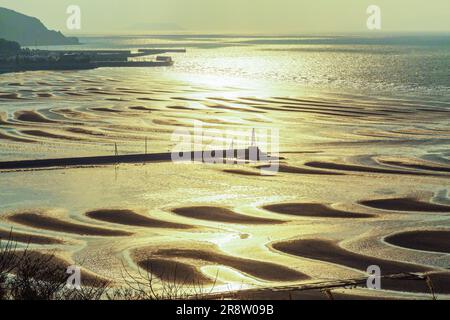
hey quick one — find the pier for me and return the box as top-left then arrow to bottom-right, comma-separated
0,147 -> 271,171
0,48 -> 184,73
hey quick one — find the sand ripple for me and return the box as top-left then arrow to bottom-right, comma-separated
379,160 -> 450,173
21,130 -> 86,142
0,228 -> 64,245
134,243 -> 308,283
86,209 -> 191,229
0,131 -> 34,143
385,230 -> 450,254
223,169 -> 265,176
8,213 -> 132,237
136,258 -> 213,285
272,239 -> 450,294
15,110 -> 55,123
258,164 -> 345,175
172,206 -> 285,224
360,198 -> 450,212
305,161 -> 439,176
263,203 -> 374,218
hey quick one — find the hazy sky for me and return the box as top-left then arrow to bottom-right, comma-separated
1,0 -> 449,34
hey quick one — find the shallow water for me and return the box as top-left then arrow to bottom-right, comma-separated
1,35 -> 449,298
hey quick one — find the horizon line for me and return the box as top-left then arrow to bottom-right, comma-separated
64,31 -> 450,38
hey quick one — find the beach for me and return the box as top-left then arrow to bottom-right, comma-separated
0,35 -> 449,299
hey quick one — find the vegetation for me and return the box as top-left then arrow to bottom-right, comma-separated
0,234 -> 108,300
0,232 -> 213,300
0,38 -> 20,54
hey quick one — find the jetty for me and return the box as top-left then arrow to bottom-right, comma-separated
0,147 -> 272,171
0,47 -> 185,73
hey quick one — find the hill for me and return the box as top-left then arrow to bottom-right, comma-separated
0,7 -> 79,46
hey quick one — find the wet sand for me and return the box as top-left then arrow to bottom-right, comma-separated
15,110 -> 55,123
8,213 -> 132,237
205,102 -> 266,114
21,130 -> 85,142
134,243 -> 308,283
257,164 -> 345,175
37,93 -> 53,98
65,127 -> 106,137
0,228 -> 64,245
172,206 -> 285,224
272,239 -> 450,293
223,169 -> 266,176
0,131 -> 34,143
1,69 -> 449,299
136,258 -> 214,285
305,161 -> 439,176
129,106 -> 156,112
379,160 -> 450,173
86,209 -> 191,229
263,203 -> 374,218
385,230 -> 450,254
91,107 -> 123,113
360,198 -> 450,212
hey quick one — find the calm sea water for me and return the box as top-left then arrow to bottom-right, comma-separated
38,34 -> 450,100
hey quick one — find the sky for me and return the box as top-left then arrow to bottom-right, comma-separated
1,0 -> 449,35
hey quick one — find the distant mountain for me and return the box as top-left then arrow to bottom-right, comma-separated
0,7 -> 79,46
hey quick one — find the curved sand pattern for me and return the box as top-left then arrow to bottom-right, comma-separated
15,110 -> 55,123
21,130 -> 85,142
172,206 -> 285,224
0,228 -> 64,245
305,161 -> 438,176
37,93 -> 53,98
86,209 -> 191,229
379,160 -> 450,173
257,164 -> 345,175
223,169 -> 265,176
385,230 -> 450,254
0,93 -> 23,100
134,243 -> 308,283
65,127 -> 106,137
360,198 -> 450,212
90,107 -> 123,113
135,258 -> 213,285
0,112 -> 8,125
263,203 -> 374,218
272,239 -> 450,294
8,213 -> 132,237
0,131 -> 34,143
129,106 -> 156,112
